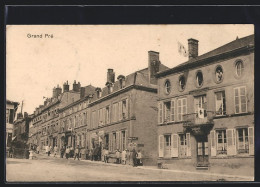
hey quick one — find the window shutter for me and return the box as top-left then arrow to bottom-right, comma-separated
171,99 -> 175,122
234,88 -> 240,113
177,100 -> 182,121
125,130 -> 128,150
158,135 -> 164,157
171,134 -> 178,157
158,102 -> 163,124
182,98 -> 187,115
115,103 -> 119,122
103,108 -> 106,125
210,130 -> 216,156
119,101 -> 122,121
116,131 -> 120,150
248,127 -> 254,155
186,133 -> 191,157
240,87 -> 247,113
109,133 -> 113,152
227,129 -> 236,155
125,98 -> 129,118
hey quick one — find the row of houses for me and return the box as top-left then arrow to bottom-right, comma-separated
27,34 -> 254,171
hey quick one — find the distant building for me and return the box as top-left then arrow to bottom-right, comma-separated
156,35 -> 254,173
13,112 -> 32,144
86,52 -> 169,165
6,100 -> 19,147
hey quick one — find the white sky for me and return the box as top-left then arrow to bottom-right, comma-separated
6,24 -> 254,114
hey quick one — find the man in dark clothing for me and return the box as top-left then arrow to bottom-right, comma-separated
60,146 -> 65,158
132,148 -> 138,167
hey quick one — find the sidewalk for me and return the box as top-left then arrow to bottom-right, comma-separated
35,152 -> 254,181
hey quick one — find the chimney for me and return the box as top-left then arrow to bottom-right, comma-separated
107,69 -> 115,83
63,81 -> 69,92
148,51 -> 161,84
188,38 -> 199,60
73,80 -> 80,92
24,112 -> 28,118
55,85 -> 62,96
80,87 -> 85,98
52,87 -> 57,98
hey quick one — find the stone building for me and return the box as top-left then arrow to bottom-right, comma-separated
58,84 -> 96,149
6,100 -> 19,148
13,112 -> 32,144
156,35 -> 254,174
29,82 -> 81,150
86,51 -> 169,165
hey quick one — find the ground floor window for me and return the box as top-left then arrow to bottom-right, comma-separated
237,128 -> 249,154
216,130 -> 227,155
179,134 -> 187,158
164,135 -> 171,158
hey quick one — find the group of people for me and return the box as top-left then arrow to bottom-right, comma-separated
103,147 -> 143,167
35,144 -> 143,167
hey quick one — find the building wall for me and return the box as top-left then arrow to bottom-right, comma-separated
157,50 -> 254,172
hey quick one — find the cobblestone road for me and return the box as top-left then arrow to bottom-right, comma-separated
6,154 -> 254,182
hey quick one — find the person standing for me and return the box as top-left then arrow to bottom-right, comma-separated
60,146 -> 65,158
121,149 -> 127,165
85,146 -> 89,160
65,146 -> 70,159
132,148 -> 137,167
80,147 -> 85,160
46,145 -> 50,156
53,145 -> 58,157
70,146 -> 74,158
74,145 -> 80,160
115,149 -> 121,164
104,147 -> 109,163
137,150 -> 143,166
36,145 -> 40,154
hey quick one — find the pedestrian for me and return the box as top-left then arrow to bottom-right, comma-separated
36,145 -> 40,154
9,146 -> 13,158
137,150 -> 143,166
70,146 -> 74,158
46,145 -> 50,156
65,146 -> 70,159
60,146 -> 65,158
45,145 -> 48,154
104,147 -> 109,163
115,149 -> 121,164
101,147 -> 105,162
53,145 -> 58,157
85,146 -> 89,160
90,148 -> 94,161
121,149 -> 127,165
132,148 -> 137,167
80,147 -> 85,160
74,145 -> 80,160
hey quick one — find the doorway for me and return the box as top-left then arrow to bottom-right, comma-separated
196,135 -> 209,167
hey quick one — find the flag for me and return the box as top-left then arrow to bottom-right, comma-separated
198,107 -> 205,119
178,41 -> 188,57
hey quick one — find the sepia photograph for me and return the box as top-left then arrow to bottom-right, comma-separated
5,24 -> 254,182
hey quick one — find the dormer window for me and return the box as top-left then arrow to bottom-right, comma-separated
117,75 -> 126,89
95,87 -> 102,98
106,82 -> 113,94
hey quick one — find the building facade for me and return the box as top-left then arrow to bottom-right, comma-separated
156,35 -> 254,174
13,112 -> 32,144
6,100 -> 19,148
86,51 -> 169,165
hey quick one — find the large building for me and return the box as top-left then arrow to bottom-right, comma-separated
6,100 -> 19,148
86,51 -> 168,165
156,35 -> 254,174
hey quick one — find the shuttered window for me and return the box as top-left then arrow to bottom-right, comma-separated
234,86 -> 247,114
177,98 -> 187,121
171,99 -> 175,122
158,102 -> 163,124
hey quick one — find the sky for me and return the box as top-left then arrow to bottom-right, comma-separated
6,24 -> 254,114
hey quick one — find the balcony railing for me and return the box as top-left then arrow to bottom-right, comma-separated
183,111 -> 215,126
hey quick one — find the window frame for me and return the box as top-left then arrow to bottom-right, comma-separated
195,70 -> 204,88
164,79 -> 171,95
234,86 -> 247,114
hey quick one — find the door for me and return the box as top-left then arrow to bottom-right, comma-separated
164,135 -> 171,158
196,135 -> 209,167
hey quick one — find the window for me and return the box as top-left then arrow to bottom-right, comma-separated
177,98 -> 187,121
215,66 -> 224,83
113,132 -> 116,152
6,109 -> 9,123
112,103 -> 119,122
164,80 -> 171,94
215,91 -> 226,116
234,86 -> 247,114
196,71 -> 203,87
216,130 -> 227,155
194,95 -> 207,117
237,128 -> 249,154
179,75 -> 186,91
235,60 -> 244,77
164,101 -> 171,122
105,106 -> 110,124
122,99 -> 128,119
179,134 -> 189,158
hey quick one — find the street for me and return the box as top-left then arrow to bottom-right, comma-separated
6,153 -> 254,182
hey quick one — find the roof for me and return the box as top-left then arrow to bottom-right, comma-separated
91,63 -> 169,102
157,34 -> 254,77
6,100 -> 19,106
